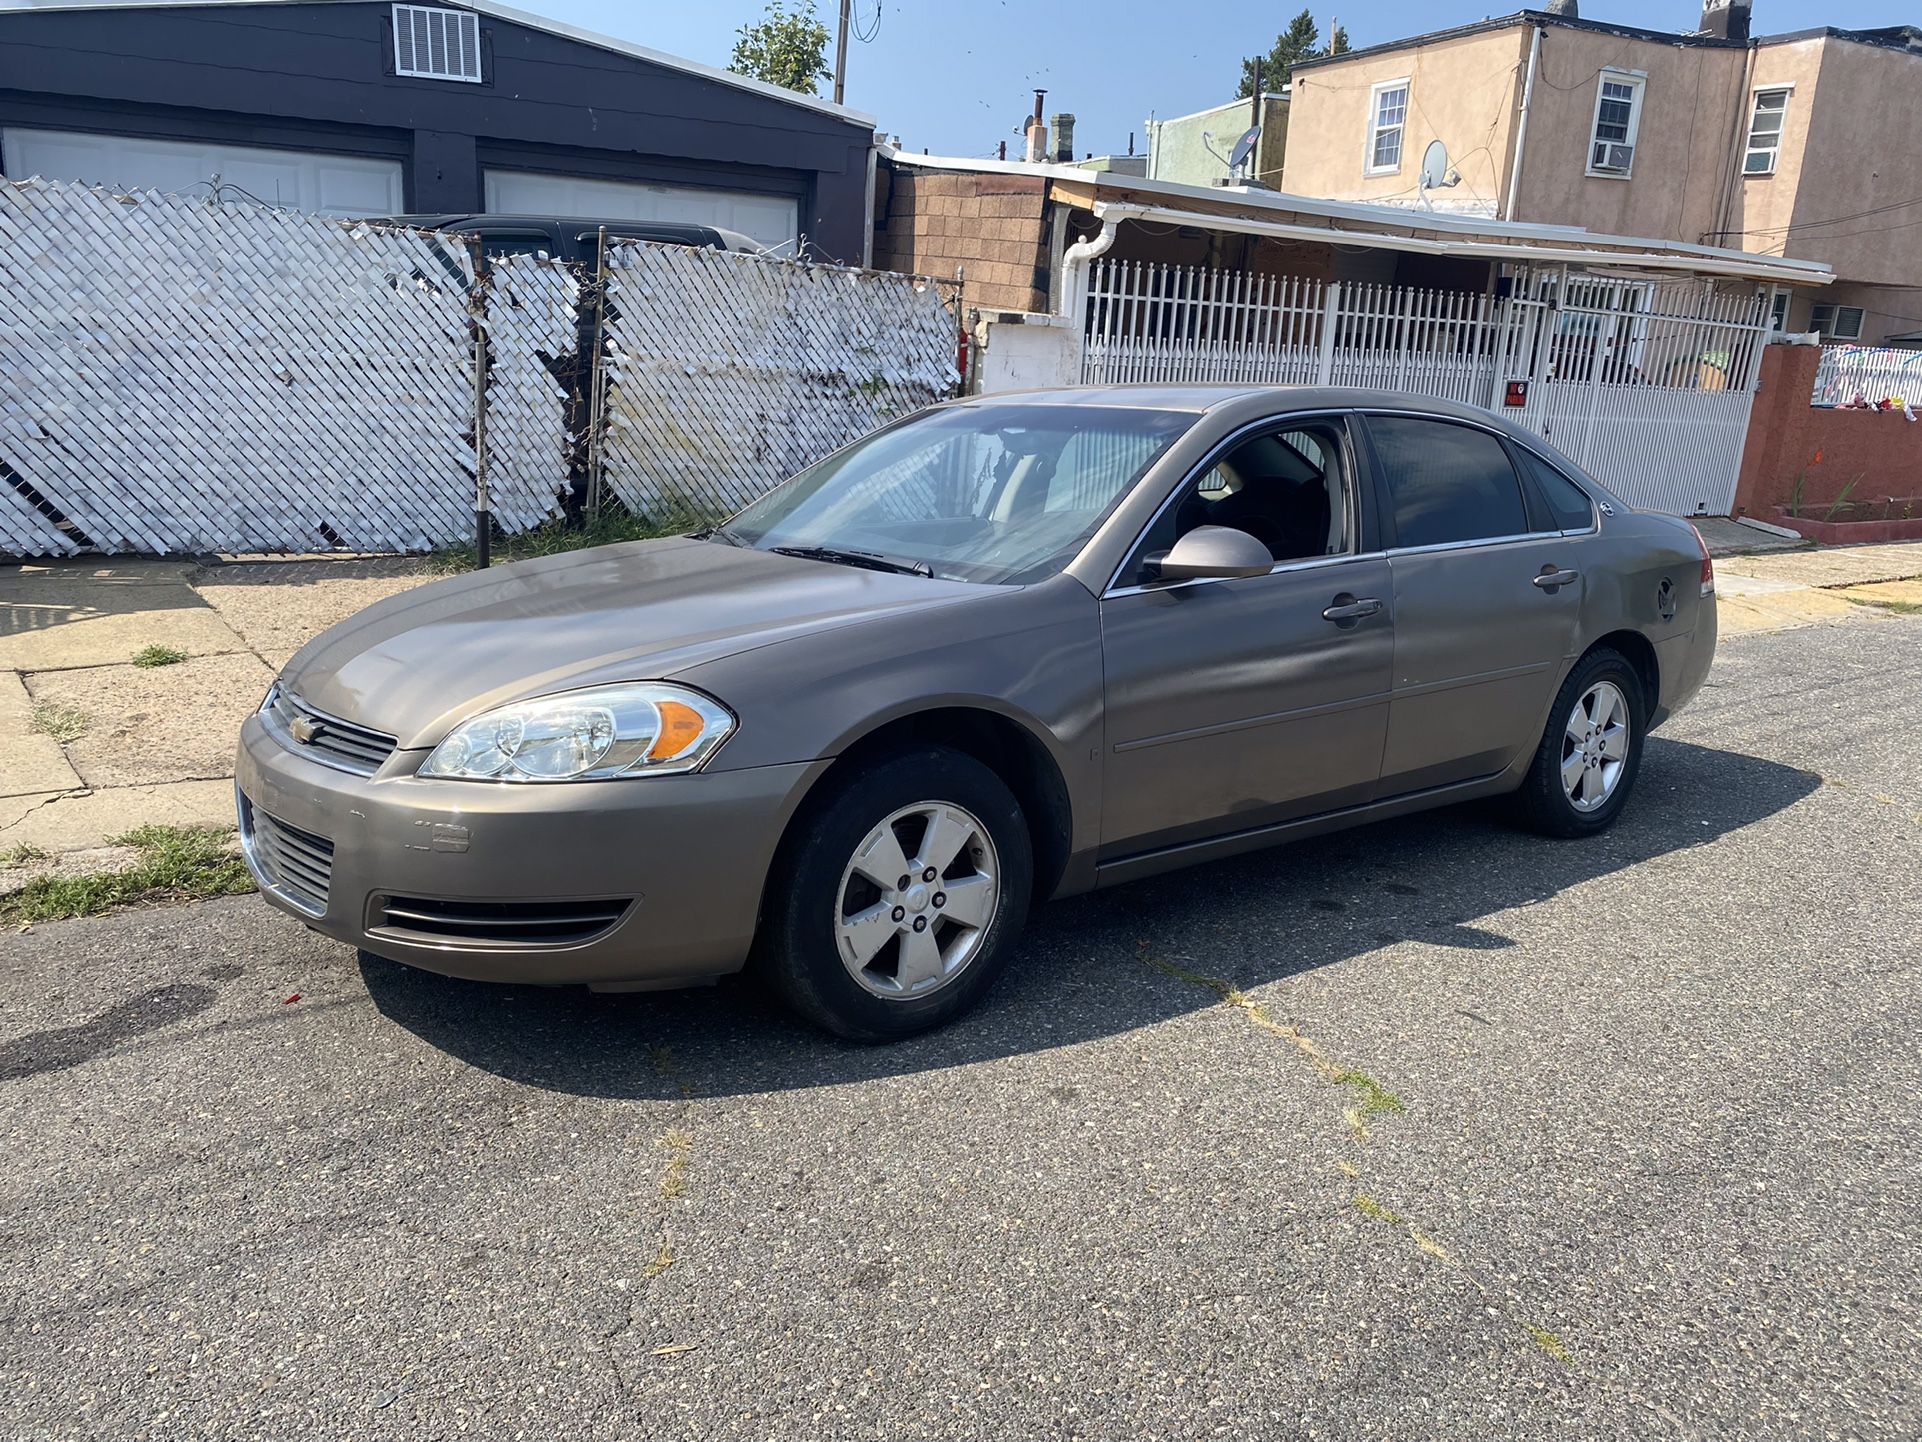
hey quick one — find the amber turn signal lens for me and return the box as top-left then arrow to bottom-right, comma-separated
648,701 -> 708,761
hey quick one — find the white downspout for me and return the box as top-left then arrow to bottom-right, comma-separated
1060,210 -> 1121,329
1505,25 -> 1543,223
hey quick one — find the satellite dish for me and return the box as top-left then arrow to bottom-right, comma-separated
1228,126 -> 1261,172
1420,140 -> 1450,192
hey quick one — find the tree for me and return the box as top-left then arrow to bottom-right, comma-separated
730,0 -> 831,97
1237,9 -> 1349,97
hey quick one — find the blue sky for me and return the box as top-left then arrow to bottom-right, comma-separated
533,0 -> 1915,159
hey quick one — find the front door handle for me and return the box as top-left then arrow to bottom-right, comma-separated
1532,568 -> 1580,589
1322,595 -> 1383,623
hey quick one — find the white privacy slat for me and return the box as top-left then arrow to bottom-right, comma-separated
1,179 -> 959,556
597,241 -> 960,520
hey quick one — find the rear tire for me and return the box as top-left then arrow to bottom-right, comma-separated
758,746 -> 1032,1041
1510,647 -> 1646,838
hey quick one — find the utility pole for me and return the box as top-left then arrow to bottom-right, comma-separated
832,0 -> 851,105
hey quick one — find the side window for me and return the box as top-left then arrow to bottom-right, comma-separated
1367,416 -> 1528,549
1514,448 -> 1597,532
1126,420 -> 1352,585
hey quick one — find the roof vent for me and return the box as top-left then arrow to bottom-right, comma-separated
393,5 -> 483,83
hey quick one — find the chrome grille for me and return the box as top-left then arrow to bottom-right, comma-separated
244,799 -> 335,915
265,687 -> 398,776
373,896 -> 631,948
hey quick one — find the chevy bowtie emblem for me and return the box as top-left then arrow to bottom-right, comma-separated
289,715 -> 321,745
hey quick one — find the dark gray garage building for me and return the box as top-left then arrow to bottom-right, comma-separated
0,0 -> 877,260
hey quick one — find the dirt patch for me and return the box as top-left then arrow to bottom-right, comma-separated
24,653 -> 275,788
189,557 -> 436,664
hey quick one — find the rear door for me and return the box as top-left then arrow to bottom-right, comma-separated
1360,412 -> 1584,796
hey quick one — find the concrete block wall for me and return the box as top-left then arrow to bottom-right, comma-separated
873,165 -> 1053,315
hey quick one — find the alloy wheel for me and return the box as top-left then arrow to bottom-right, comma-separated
835,802 -> 1001,999
1561,680 -> 1630,812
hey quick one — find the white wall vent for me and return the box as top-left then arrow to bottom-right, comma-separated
393,5 -> 482,83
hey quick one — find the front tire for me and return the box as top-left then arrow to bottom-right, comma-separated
759,746 -> 1033,1041
1510,647 -> 1646,838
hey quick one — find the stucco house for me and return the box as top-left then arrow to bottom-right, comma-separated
0,0 -> 877,261
1280,0 -> 1922,345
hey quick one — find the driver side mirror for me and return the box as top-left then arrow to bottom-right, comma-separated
1152,525 -> 1274,583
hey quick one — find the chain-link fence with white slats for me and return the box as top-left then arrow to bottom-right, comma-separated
0,178 -> 962,557
596,242 -> 962,519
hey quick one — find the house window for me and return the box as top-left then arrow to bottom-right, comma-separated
1587,72 -> 1644,177
1744,88 -> 1791,175
393,4 -> 483,82
1366,81 -> 1410,174
1769,291 -> 1790,331
1810,305 -> 1865,340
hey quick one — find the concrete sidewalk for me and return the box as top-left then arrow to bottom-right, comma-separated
1716,540 -> 1922,634
2,556 -> 433,870
4,539 -> 1920,865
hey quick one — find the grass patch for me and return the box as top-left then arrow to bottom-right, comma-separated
430,507 -> 712,575
1353,1193 -> 1402,1224
2,842 -> 50,867
1525,1325 -> 1575,1366
1842,594 -> 1922,617
641,1240 -> 677,1280
657,1127 -> 693,1200
131,643 -> 190,668
29,701 -> 90,743
1,825 -> 252,925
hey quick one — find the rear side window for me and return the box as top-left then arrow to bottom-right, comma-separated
1515,448 -> 1597,531
1367,416 -> 1528,549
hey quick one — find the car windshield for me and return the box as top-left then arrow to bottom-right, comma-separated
717,403 -> 1196,584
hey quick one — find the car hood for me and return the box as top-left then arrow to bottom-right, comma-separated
280,537 -> 990,749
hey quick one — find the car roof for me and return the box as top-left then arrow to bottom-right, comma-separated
951,385 -> 1624,501
375,213 -> 762,251
954,385 -> 1529,423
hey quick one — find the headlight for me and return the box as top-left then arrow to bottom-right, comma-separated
418,684 -> 734,782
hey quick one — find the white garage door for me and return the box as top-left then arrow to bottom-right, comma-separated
1,128 -> 403,215
484,169 -> 799,251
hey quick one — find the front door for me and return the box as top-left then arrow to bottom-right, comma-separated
1360,413 -> 1584,795
1099,416 -> 1394,857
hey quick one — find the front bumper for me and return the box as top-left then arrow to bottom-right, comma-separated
236,713 -> 821,988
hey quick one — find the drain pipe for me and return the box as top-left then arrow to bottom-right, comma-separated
1504,23 -> 1544,222
1060,210 -> 1120,342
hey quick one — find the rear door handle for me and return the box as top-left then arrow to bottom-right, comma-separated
1322,596 -> 1383,622
1532,569 -> 1579,589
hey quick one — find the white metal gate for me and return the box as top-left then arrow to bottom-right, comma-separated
1079,260 -> 1770,515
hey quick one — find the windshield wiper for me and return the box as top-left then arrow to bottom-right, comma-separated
692,523 -> 747,546
768,544 -> 935,578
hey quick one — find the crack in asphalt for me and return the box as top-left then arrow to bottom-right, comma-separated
1135,942 -> 1581,1370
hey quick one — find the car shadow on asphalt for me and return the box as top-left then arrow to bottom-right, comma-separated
360,737 -> 1819,1100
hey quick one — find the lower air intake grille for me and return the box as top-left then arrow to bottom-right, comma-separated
373,896 -> 631,948
248,805 -> 334,915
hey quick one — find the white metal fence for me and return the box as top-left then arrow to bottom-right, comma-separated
1080,259 -> 1772,515
0,178 -> 961,557
1811,344 -> 1922,407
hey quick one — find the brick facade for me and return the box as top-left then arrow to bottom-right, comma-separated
872,164 -> 1052,315
1733,342 -> 1922,524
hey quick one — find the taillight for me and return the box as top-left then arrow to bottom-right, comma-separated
1688,522 -> 1714,597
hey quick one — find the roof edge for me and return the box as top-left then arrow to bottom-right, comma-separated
0,0 -> 880,127
880,147 -> 1833,284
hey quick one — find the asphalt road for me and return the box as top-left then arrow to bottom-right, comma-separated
4,617 -> 1919,1441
